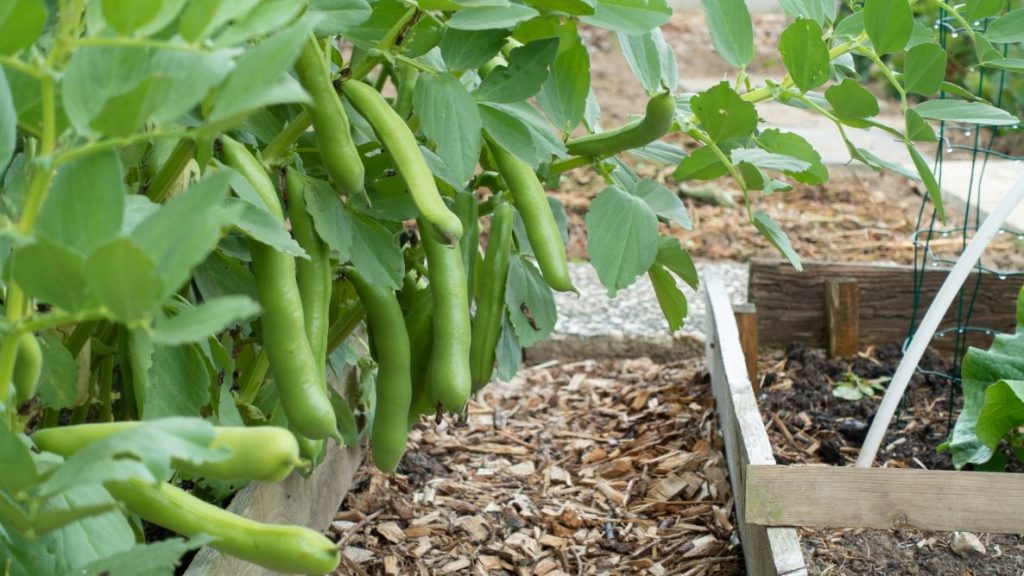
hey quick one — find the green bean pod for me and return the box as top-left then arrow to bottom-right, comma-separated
346,269 -> 411,473
487,140 -> 574,293
455,191 -> 479,300
222,139 -> 337,440
418,220 -> 473,412
469,202 -> 514,392
108,479 -> 339,575
13,333 -> 42,405
565,91 -> 676,157
285,168 -> 332,368
341,79 -> 463,244
402,283 -> 436,426
294,36 -> 365,198
33,423 -> 302,483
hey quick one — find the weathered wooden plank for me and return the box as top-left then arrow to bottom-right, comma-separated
825,278 -> 859,358
749,259 -> 1023,351
734,303 -> 760,392
746,465 -> 1024,534
705,273 -> 808,576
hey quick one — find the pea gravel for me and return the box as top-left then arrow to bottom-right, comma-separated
553,261 -> 749,340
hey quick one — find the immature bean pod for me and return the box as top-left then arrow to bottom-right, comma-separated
469,202 -> 514,392
418,220 -> 473,412
107,478 -> 340,575
402,282 -> 436,426
486,139 -> 574,293
221,139 -> 337,440
346,269 -> 411,473
285,168 -> 332,368
293,36 -> 365,197
340,79 -> 463,243
13,333 -> 41,405
455,191 -> 479,300
565,91 -> 676,157
33,423 -> 302,483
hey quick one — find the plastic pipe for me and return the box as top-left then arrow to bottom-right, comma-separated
857,170 -> 1024,468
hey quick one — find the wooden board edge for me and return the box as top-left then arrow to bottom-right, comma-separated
704,272 -> 808,576
746,464 -> 1024,534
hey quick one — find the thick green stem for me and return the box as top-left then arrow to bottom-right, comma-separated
98,355 -> 113,422
261,113 -> 313,165
238,349 -> 269,405
147,139 -> 196,202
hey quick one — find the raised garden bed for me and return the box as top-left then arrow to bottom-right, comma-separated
705,271 -> 1024,575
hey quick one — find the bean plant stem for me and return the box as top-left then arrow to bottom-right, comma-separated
147,139 -> 196,202
98,355 -> 114,422
238,349 -> 270,405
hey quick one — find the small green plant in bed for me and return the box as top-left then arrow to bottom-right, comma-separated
832,371 -> 892,401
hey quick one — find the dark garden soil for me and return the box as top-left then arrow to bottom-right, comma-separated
330,358 -> 744,576
757,344 -> 1024,575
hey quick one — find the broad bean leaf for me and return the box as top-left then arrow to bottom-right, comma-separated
179,0 -> 263,42
863,0 -> 913,55
447,5 -> 539,30
580,0 -> 671,35
344,0 -> 408,49
132,173 -> 240,304
0,68 -> 14,173
648,263 -> 686,331
475,39 -> 558,104
524,0 -> 595,15
415,72 -> 482,184
655,236 -> 699,289
35,151 -> 124,256
752,210 -> 802,271
905,109 -> 937,142
440,28 -> 509,71
305,179 -> 354,261
101,0 -> 162,35
779,18 -> 830,92
698,0 -> 753,68
691,82 -> 757,142
207,21 -> 312,127
215,0 -> 310,46
82,536 -> 213,576
914,99 -> 1020,126
778,0 -> 835,25
142,345 -> 213,419
230,198 -> 309,259
538,31 -> 591,133
63,46 -> 233,137
0,426 -> 35,492
495,314 -> 522,382
348,208 -> 404,290
85,238 -> 165,323
307,0 -> 373,36
965,0 -> 1003,20
0,486 -> 134,576
619,27 -> 677,93
10,241 -> 95,313
674,144 -> 730,181
903,42 -> 947,96
193,251 -> 258,301
480,104 -> 541,168
732,148 -> 812,173
628,140 -> 687,165
36,332 -> 79,411
825,78 -> 879,118
986,8 -> 1024,44
904,142 -> 945,223
586,185 -> 659,296
505,256 -> 557,347
634,179 -> 691,229
0,0 -> 46,56
152,297 -> 261,346
756,129 -> 828,184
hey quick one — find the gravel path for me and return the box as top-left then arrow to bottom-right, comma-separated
554,261 -> 749,340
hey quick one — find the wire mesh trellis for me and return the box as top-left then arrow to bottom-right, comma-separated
905,3 -> 1024,421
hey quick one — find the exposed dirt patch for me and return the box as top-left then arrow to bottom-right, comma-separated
757,345 -> 1024,575
330,358 -> 743,576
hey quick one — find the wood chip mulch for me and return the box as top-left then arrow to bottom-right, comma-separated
329,358 -> 743,576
